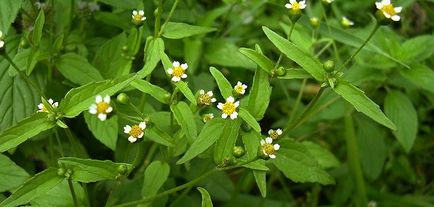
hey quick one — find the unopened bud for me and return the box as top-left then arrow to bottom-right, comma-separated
116,93 -> 129,104
232,146 -> 246,158
323,60 -> 335,72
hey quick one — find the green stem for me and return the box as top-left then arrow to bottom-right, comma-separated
337,22 -> 380,71
216,3 -> 236,37
288,79 -> 307,124
54,128 -> 65,157
68,178 -> 79,207
158,0 -> 180,37
282,87 -> 325,136
154,0 -> 163,37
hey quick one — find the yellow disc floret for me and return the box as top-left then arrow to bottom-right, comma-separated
129,125 -> 143,138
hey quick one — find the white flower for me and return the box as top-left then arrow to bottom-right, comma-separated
89,95 -> 113,121
198,90 -> 216,105
0,31 -> 4,48
260,137 -> 280,159
322,0 -> 333,4
37,98 -> 58,113
124,122 -> 146,143
167,61 -> 188,82
217,96 -> 239,120
132,9 -> 146,24
234,81 -> 248,95
285,0 -> 307,11
375,0 -> 402,21
202,113 -> 214,123
268,128 -> 283,140
341,16 -> 354,27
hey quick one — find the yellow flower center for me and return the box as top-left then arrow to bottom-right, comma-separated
269,131 -> 279,140
199,94 -> 212,105
172,66 -> 184,77
40,106 -> 48,112
96,102 -> 110,114
382,4 -> 396,16
292,2 -> 301,11
222,102 -> 236,115
133,15 -> 142,22
129,125 -> 143,138
235,86 -> 244,94
262,143 -> 275,155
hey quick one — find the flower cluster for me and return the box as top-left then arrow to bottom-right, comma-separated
89,95 -> 113,121
234,81 -> 247,95
37,98 -> 58,113
0,31 -> 5,49
285,0 -> 306,12
268,129 -> 283,140
198,90 -> 216,106
217,96 -> 240,120
167,61 -> 188,82
124,122 -> 146,143
376,0 -> 402,22
260,137 -> 280,159
132,9 -> 146,25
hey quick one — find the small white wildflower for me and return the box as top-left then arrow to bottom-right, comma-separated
217,96 -> 239,120
234,81 -> 248,95
375,0 -> 402,22
132,9 -> 146,25
341,16 -> 354,27
285,0 -> 307,12
202,113 -> 214,123
268,129 -> 283,140
124,122 -> 146,143
88,2 -> 100,12
260,137 -> 280,159
0,31 -> 4,49
37,98 -> 58,113
167,61 -> 188,82
89,95 -> 113,121
198,90 -> 216,106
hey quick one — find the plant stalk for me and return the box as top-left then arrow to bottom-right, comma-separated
68,178 -> 80,207
158,0 -> 180,36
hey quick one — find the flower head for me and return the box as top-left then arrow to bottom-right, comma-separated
167,61 -> 188,82
260,137 -> 280,159
89,95 -> 113,121
234,81 -> 247,95
132,9 -> 146,25
124,122 -> 146,143
268,128 -> 283,140
375,0 -> 402,21
341,16 -> 354,27
285,0 -> 306,12
217,96 -> 239,119
202,113 -> 214,123
310,17 -> 319,27
198,90 -> 216,106
0,31 -> 4,49
37,98 -> 58,113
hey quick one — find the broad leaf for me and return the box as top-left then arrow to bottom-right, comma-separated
384,91 -> 418,152
333,80 -> 396,130
58,157 -> 132,183
0,154 -> 30,192
30,179 -> 86,207
131,79 -> 170,104
246,69 -> 271,120
142,161 -> 170,206
197,187 -> 213,207
145,125 -> 175,147
213,119 -> 242,164
205,39 -> 255,69
239,108 -> 261,132
399,64 -> 434,93
210,67 -> 232,99
0,168 -> 64,207
272,139 -> 335,185
84,112 -> 118,150
32,10 -> 45,46
0,113 -> 55,152
0,0 -> 23,33
162,22 -> 216,39
138,37 -> 164,78
58,74 -> 136,118
171,101 -> 197,142
93,33 -> 131,78
239,48 -> 274,74
55,53 -> 104,85
302,141 -> 339,169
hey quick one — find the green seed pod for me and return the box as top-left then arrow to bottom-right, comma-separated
310,17 -> 319,28
57,168 -> 66,176
232,146 -> 246,158
116,93 -> 129,104
323,60 -> 335,72
117,164 -> 128,174
276,66 -> 287,76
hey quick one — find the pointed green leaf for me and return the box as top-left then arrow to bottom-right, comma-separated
277,68 -> 312,79
84,112 -> 118,150
55,53 -> 104,85
399,64 -> 434,93
174,81 -> 197,105
142,161 -> 170,206
32,10 -> 45,45
162,22 -> 216,39
131,79 -> 170,104
302,141 -> 339,169
333,80 -> 396,130
93,33 -> 131,78
0,154 -> 30,192
171,101 -> 197,142
213,119 -> 241,164
138,37 -> 164,78
239,48 -> 274,74
146,125 -> 175,147
246,69 -> 271,120
210,67 -> 232,99
239,108 -> 261,132
0,0 -> 23,33
197,187 -> 213,207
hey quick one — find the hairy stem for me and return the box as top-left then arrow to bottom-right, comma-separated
158,0 -> 180,36
154,0 -> 163,37
68,178 -> 79,207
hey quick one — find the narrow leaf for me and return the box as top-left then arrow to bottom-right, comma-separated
302,141 -> 339,169
277,68 -> 312,79
171,101 -> 197,142
142,161 -> 170,205
162,22 -> 216,39
174,81 -> 197,105
213,119 -> 241,164
131,79 -> 170,104
56,53 -> 104,85
138,37 -> 164,78
146,126 -> 175,147
210,67 -> 232,99
246,69 -> 271,120
0,154 -> 30,192
239,108 -> 261,132
239,48 -> 274,74
197,187 -> 213,207
32,10 -> 45,45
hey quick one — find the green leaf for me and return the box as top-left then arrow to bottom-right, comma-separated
0,168 -> 64,207
210,67 -> 233,99
58,74 -> 136,118
93,33 -> 131,78
32,10 -> 45,46
333,80 -> 396,130
184,38 -> 203,74
239,108 -> 261,132
174,81 -> 197,105
246,69 -> 271,120
138,37 -> 164,78
197,187 -> 213,207
398,35 -> 434,63
205,39 -> 255,69
162,22 -> 216,39
7,48 -> 39,76
253,171 -> 267,198
0,154 -> 30,192
262,26 -> 326,81
302,141 -> 339,169
171,101 -> 197,142
239,48 -> 274,74
277,68 -> 312,79
384,91 -> 418,152
214,119 -> 242,164
30,179 -> 86,207
84,112 -> 118,150
399,64 -> 434,93
131,79 -> 170,104
55,53 -> 104,85
177,119 -> 225,164
58,157 -> 132,183
272,139 -> 334,185
142,161 -> 170,206
145,125 -> 175,147
0,0 -> 23,33
0,113 -> 55,152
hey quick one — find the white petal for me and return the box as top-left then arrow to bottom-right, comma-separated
139,122 -> 146,129
141,17 -> 146,21
172,76 -> 181,82
48,99 -> 54,104
236,81 -> 242,86
285,3 -> 292,8
106,106 -> 113,113
181,74 -> 187,78
290,0 -> 296,4
375,2 -> 383,9
137,132 -> 144,138
98,113 -> 107,121
38,103 -> 44,110
394,7 -> 402,13
230,112 -> 238,119
124,125 -> 131,133
277,129 -> 283,135
132,10 -> 138,15
95,95 -> 102,103
383,0 -> 390,5
0,41 -> 4,48
104,95 -> 111,103
262,149 -> 268,156
207,91 -> 213,96
139,10 -> 144,15
234,101 -> 240,107
268,129 -> 273,135
274,144 -> 280,150
199,89 -> 205,95
128,136 -> 137,143
383,12 -> 391,18
217,103 -> 224,109
221,113 -> 228,119
391,15 -> 400,21
89,105 -> 97,114
211,98 -> 216,103
269,154 -> 276,159
167,68 -> 173,74
260,139 -> 265,145
266,137 -> 273,144
300,1 -> 306,9
53,102 -> 59,107
227,96 -> 235,103
181,63 -> 188,69
172,61 -> 180,67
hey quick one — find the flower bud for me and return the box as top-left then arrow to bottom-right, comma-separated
116,93 -> 129,104
57,168 -> 66,176
323,60 -> 335,72
276,66 -> 287,76
117,164 -> 128,174
232,146 -> 246,158
310,17 -> 319,28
